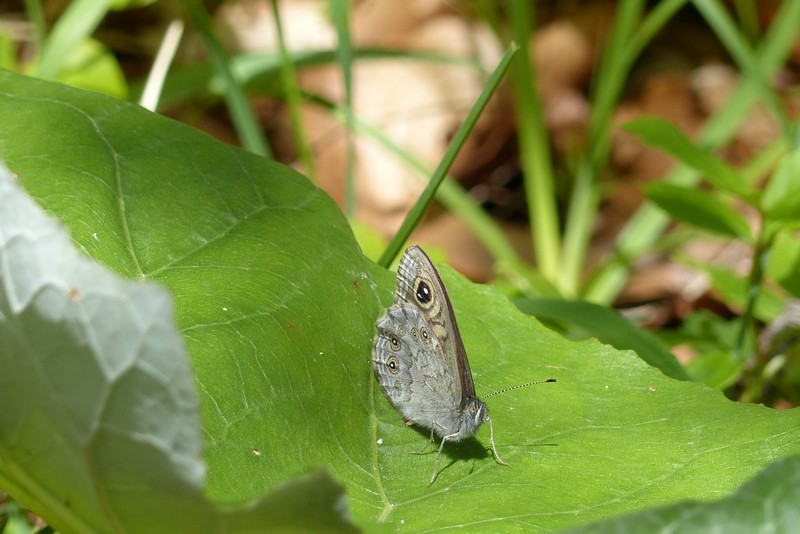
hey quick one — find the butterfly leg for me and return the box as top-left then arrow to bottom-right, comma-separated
428,431 -> 458,486
410,427 -> 436,455
487,416 -> 508,465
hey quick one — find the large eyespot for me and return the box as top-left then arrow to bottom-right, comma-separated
389,333 -> 401,351
414,279 -> 433,305
387,355 -> 400,373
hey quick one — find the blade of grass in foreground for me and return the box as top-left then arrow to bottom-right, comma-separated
377,42 -> 520,268
309,92 -> 522,268
35,0 -> 111,80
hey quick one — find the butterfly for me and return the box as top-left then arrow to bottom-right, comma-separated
373,245 -> 555,485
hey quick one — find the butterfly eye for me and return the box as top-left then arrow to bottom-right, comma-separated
389,334 -> 401,351
387,355 -> 400,373
415,279 -> 433,305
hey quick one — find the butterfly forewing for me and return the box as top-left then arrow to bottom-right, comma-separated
396,247 -> 477,406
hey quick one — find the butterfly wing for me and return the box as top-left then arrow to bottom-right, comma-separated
373,303 -> 461,434
372,246 -> 480,437
396,246 -> 477,405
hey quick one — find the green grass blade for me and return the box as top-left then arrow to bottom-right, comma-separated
308,92 -> 522,266
584,0 -> 800,303
185,0 -> 272,158
505,1 -> 560,285
732,0 -> 760,41
561,0 -> 686,297
693,0 -> 791,137
329,0 -> 356,216
36,0 -> 112,80
377,42 -> 520,267
270,0 -> 314,179
22,0 -> 46,50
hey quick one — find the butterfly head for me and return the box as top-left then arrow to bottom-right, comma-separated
458,396 -> 488,438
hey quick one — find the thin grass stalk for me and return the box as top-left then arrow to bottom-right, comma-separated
186,0 -> 272,158
693,0 -> 791,137
309,93 -> 522,266
377,42 -> 520,267
22,0 -> 46,50
562,0 -> 690,297
506,0 -> 561,287
270,0 -> 314,178
329,0 -> 356,217
36,0 -> 111,80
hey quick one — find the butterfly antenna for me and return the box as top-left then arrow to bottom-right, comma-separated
483,378 -> 557,399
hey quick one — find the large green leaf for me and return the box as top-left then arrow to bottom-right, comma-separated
2,70 -> 800,532
0,162 -> 354,532
513,297 -> 689,381
566,455 -> 800,533
0,70 -> 365,531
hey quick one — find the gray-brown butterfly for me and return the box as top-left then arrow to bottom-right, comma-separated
372,245 -> 555,485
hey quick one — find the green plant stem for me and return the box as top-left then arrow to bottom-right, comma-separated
329,0 -> 356,217
739,137 -> 787,187
271,0 -> 314,179
584,0 -> 800,304
377,42 -> 520,268
562,0 -> 686,298
732,0 -> 760,42
23,0 -> 46,50
309,93 -> 522,268
693,0 -> 791,138
736,235 -> 770,361
186,0 -> 272,158
35,0 -> 111,80
559,161 -> 595,298
737,229 -> 774,403
505,1 -> 560,288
